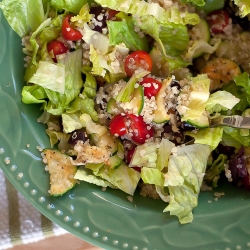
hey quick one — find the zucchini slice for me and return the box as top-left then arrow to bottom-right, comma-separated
153,77 -> 172,124
42,149 -> 77,196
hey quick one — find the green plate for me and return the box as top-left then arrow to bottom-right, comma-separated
1,10 -> 250,250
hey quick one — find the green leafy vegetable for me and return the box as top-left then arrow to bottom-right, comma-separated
206,91 -> 240,114
0,0 -> 46,37
204,154 -> 228,187
107,14 -> 149,52
186,127 -> 223,150
164,144 -> 211,224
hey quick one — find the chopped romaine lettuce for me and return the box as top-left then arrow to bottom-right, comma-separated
94,0 -> 199,25
85,162 -> 141,196
164,144 -> 211,224
233,0 -> 250,17
28,61 -> 65,93
107,14 -> 149,52
186,127 -> 223,150
130,142 -> 158,168
74,166 -> 117,188
50,0 -> 94,14
141,168 -> 165,186
206,91 -> 240,114
0,0 -> 46,37
204,154 -> 228,187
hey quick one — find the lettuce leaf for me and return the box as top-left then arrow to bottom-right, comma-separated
21,85 -> 47,104
134,15 -> 190,70
223,126 -> 250,147
206,91 -> 240,114
186,127 -> 223,150
94,0 -> 199,25
28,61 -> 65,93
0,0 -> 46,37
233,0 -> 250,17
107,14 -> 149,52
85,162 -> 141,196
156,138 -> 175,171
185,38 -> 221,61
223,82 -> 249,113
164,144 -> 211,224
234,72 -> 250,103
74,166 -> 117,188
204,154 -> 228,188
141,168 -> 164,186
50,0 -> 94,14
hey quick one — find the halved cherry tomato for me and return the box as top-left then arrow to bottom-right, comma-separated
125,148 -> 141,172
125,147 -> 136,164
124,51 -> 153,77
47,40 -> 69,62
62,14 -> 83,41
109,113 -> 154,144
140,77 -> 162,98
127,114 -> 154,144
206,10 -> 229,34
109,114 -> 127,137
106,9 -> 119,20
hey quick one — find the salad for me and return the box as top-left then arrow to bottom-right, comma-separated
1,0 -> 250,224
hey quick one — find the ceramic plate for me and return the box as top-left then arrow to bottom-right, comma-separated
1,10 -> 250,250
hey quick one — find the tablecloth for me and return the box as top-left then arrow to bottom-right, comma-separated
0,168 -> 67,250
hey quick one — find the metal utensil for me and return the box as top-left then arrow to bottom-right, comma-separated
209,115 -> 250,129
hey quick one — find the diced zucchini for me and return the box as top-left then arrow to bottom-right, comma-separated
91,132 -> 119,156
192,18 -> 210,43
109,154 -> 123,169
130,85 -> 144,115
149,47 -> 169,78
153,77 -> 172,124
42,149 -> 77,196
201,58 -> 241,91
106,98 -> 124,115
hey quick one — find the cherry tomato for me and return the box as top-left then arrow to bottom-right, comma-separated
124,51 -> 153,77
109,114 -> 127,137
125,147 -> 141,172
62,14 -> 83,41
140,77 -> 162,98
106,9 -> 119,20
127,114 -> 154,144
47,40 -> 69,62
109,113 -> 154,144
125,147 -> 136,164
206,10 -> 229,34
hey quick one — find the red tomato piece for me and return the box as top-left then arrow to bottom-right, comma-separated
140,77 -> 162,98
124,51 -> 153,77
62,14 -> 83,41
106,9 -> 119,20
126,114 -> 154,144
47,40 -> 69,62
109,113 -> 154,144
206,10 -> 230,34
125,147 -> 141,172
109,114 -> 127,137
125,147 -> 136,164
